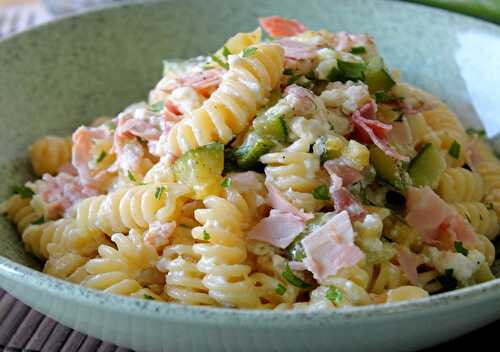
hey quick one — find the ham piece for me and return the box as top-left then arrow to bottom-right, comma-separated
266,182 -> 314,221
259,16 -> 308,37
301,211 -> 364,282
247,210 -> 305,249
396,245 -> 419,286
405,187 -> 476,248
277,39 -> 317,60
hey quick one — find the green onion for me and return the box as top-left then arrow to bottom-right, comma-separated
12,185 -> 34,199
275,283 -> 287,296
312,185 -> 330,200
220,177 -> 232,188
282,264 -> 311,289
337,60 -> 366,81
436,268 -> 458,291
32,216 -> 44,225
350,46 -> 366,54
154,186 -> 166,200
127,170 -> 136,182
448,141 -> 461,159
465,128 -> 486,138
143,294 -> 155,300
242,47 -> 257,58
96,151 -> 107,163
325,286 -> 343,304
454,241 -> 469,256
149,101 -> 164,113
222,46 -> 231,58
203,230 -> 211,240
287,73 -> 301,85
211,54 -> 229,70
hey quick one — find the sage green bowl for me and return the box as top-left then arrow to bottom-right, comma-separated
1,1 -> 500,351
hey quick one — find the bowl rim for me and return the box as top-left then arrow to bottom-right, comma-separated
1,0 -> 500,326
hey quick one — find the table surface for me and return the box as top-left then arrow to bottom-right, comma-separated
0,1 -> 499,351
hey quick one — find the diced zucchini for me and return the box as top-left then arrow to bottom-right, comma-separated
337,59 -> 366,82
364,56 -> 395,93
231,131 -> 275,170
370,146 -> 410,190
253,113 -> 288,143
408,143 -> 446,187
287,213 -> 334,261
174,142 -> 224,198
314,135 -> 346,164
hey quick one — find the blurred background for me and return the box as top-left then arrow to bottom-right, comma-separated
0,0 -> 499,38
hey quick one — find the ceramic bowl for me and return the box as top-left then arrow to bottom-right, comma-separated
0,1 -> 499,351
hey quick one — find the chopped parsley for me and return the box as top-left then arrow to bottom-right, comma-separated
287,73 -> 301,85
127,170 -> 136,182
454,241 -> 469,256
325,286 -> 343,305
312,185 -> 330,200
154,186 -> 166,200
350,46 -> 366,54
32,216 -> 44,225
448,141 -> 461,159
222,46 -> 231,58
143,294 -> 155,300
149,101 -> 164,113
242,47 -> 257,58
275,283 -> 287,296
220,177 -> 232,188
437,268 -> 458,291
203,230 -> 211,240
282,264 -> 311,289
211,54 -> 229,70
12,185 -> 34,199
465,128 -> 486,138
96,151 -> 107,163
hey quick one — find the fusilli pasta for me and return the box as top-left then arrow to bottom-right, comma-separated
29,136 -> 72,176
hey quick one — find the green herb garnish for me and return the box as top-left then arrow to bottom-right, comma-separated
127,170 -> 136,182
287,73 -> 301,85
220,177 -> 232,188
312,185 -> 330,200
13,185 -> 34,199
143,294 -> 155,300
211,54 -> 229,69
448,141 -> 461,159
154,186 -> 166,200
350,46 -> 366,54
454,241 -> 469,256
437,268 -> 458,291
203,230 -> 211,240
222,46 -> 231,58
275,283 -> 287,296
325,286 -> 343,304
32,216 -> 44,225
149,101 -> 164,113
282,264 -> 311,289
96,151 -> 107,163
466,128 -> 486,138
242,47 -> 257,58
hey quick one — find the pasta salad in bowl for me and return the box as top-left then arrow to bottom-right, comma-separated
0,1 -> 499,351
3,16 -> 498,309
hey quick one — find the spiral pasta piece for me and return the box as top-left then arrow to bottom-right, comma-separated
436,167 -> 485,203
191,189 -> 261,308
450,202 -> 499,240
421,104 -> 468,166
43,252 -> 90,282
82,231 -> 163,299
158,243 -> 216,305
471,140 -> 500,219
73,183 -> 191,235
261,138 -> 326,212
29,136 -> 72,176
165,43 -> 284,156
0,194 -> 40,233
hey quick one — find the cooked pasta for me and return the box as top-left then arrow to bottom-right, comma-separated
436,167 -> 485,203
29,136 -> 72,176
163,43 -> 284,157
3,16 -> 499,310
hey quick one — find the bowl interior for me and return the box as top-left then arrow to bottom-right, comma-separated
0,0 -> 499,273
